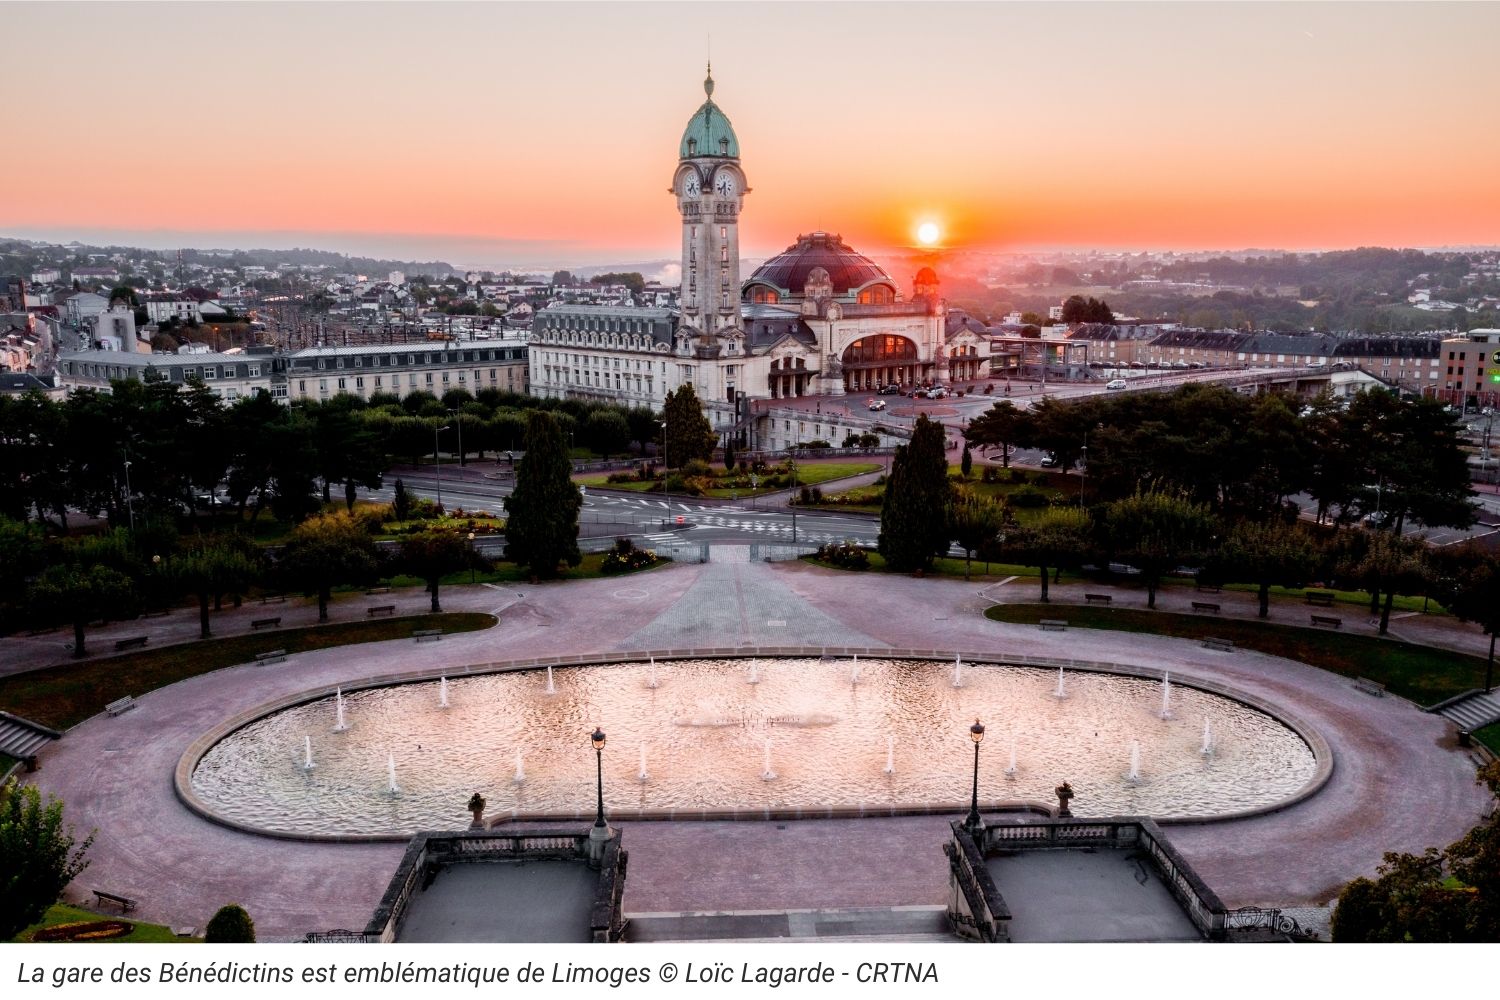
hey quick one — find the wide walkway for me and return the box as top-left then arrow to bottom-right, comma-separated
13,558 -> 1493,940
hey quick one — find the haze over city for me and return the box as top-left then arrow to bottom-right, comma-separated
5,1 -> 1499,270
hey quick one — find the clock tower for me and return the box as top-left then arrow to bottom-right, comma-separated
673,65 -> 746,343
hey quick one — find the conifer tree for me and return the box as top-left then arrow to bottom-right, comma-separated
878,415 -> 950,572
661,385 -> 716,467
504,411 -> 582,579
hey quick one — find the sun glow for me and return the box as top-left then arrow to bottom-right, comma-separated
916,222 -> 940,246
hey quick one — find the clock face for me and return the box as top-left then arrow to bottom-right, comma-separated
682,175 -> 700,198
714,172 -> 737,197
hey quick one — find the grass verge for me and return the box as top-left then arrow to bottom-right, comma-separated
1474,722 -> 1500,755
804,551 -> 1041,579
0,613 -> 497,730
984,603 -> 1486,706
11,904 -> 189,944
358,551 -> 670,590
577,461 -> 880,498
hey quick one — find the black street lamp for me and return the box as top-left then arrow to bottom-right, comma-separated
591,726 -> 608,830
965,718 -> 985,833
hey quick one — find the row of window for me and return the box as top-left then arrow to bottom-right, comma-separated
295,348 -> 521,372
66,362 -> 262,381
298,367 -> 522,397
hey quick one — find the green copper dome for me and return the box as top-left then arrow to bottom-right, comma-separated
680,67 -> 738,159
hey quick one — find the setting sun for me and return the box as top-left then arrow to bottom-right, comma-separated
916,222 -> 940,245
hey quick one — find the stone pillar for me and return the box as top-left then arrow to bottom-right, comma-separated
587,823 -> 614,868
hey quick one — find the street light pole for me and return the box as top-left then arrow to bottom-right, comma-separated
448,408 -> 464,467
659,418 -> 669,508
122,459 -> 135,533
434,424 -> 450,511
965,718 -> 985,834
591,727 -> 608,829
790,445 -> 799,544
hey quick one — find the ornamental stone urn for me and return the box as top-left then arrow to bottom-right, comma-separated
1054,781 -> 1074,818
467,791 -> 486,829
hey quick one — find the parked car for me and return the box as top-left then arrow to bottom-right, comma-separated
926,386 -> 949,399
1106,379 -> 1128,390
878,384 -> 903,395
867,398 -> 886,411
1040,453 -> 1059,468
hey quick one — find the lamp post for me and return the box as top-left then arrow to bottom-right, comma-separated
659,418 -> 669,507
591,726 -> 608,829
965,718 -> 985,834
434,424 -> 451,511
122,458 -> 135,533
789,446 -> 799,544
467,531 -> 476,583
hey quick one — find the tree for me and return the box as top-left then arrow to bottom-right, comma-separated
29,562 -> 135,658
392,478 -> 412,522
661,385 -> 716,466
170,540 -> 262,638
625,407 -> 659,455
878,416 -> 950,572
1209,520 -> 1320,619
583,409 -> 630,458
399,530 -> 483,613
949,490 -> 1005,581
723,439 -> 736,472
996,506 -> 1092,602
0,780 -> 94,940
1342,529 -> 1429,635
1061,295 -> 1114,324
503,411 -> 582,579
204,903 -> 256,943
1101,490 -> 1217,609
274,512 -> 381,621
960,443 -> 973,480
1432,543 -> 1500,692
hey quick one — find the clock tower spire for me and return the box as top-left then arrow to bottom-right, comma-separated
673,66 -> 746,343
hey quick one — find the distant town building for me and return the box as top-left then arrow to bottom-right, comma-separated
285,341 -> 529,403
56,346 -> 285,401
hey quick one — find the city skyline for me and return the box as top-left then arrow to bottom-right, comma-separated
5,2 -> 1499,270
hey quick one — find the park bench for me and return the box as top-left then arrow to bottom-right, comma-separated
1084,593 -> 1112,606
1352,677 -> 1386,698
1305,591 -> 1336,607
259,594 -> 286,604
140,609 -> 170,619
1195,582 -> 1222,594
413,629 -> 443,642
92,889 -> 137,913
253,649 -> 287,665
1310,614 -> 1342,629
105,696 -> 136,717
367,605 -> 396,617
366,586 -> 392,595
250,617 -> 281,630
1201,637 -> 1235,652
1039,619 -> 1068,631
114,635 -> 149,651
1191,601 -> 1221,614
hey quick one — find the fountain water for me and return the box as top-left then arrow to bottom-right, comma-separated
952,655 -> 963,688
439,676 -> 449,708
883,734 -> 895,775
513,750 -> 525,784
387,752 -> 399,794
1054,666 -> 1066,699
747,660 -> 760,685
761,737 -> 776,780
544,666 -> 556,695
333,688 -> 348,732
850,655 -> 860,686
646,656 -> 659,689
1159,672 -> 1172,719
1128,741 -> 1142,783
302,736 -> 314,771
1006,737 -> 1018,778
1201,718 -> 1214,756
638,744 -> 649,783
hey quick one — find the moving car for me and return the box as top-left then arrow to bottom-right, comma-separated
867,398 -> 886,411
1040,453 -> 1059,468
1106,379 -> 1128,390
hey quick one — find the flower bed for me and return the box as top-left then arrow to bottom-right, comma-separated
32,920 -> 134,942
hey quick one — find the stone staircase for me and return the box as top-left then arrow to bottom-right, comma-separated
625,905 -> 957,943
1437,691 -> 1500,732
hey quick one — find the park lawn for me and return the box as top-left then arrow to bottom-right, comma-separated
370,551 -> 671,589
11,904 -> 189,944
578,461 -> 880,498
1216,582 -> 1445,616
805,550 -> 1042,580
983,603 -> 1487,706
0,613 -> 496,730
1474,721 -> 1500,755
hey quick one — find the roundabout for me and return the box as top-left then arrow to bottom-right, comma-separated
23,559 -> 1491,939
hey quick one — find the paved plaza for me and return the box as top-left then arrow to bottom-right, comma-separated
11,557 -> 1494,940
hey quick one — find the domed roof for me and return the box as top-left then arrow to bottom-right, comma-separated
680,67 -> 739,159
747,233 -> 896,296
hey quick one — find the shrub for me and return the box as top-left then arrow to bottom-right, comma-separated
815,542 -> 869,570
810,487 -> 823,503
408,497 -> 441,520
205,904 -> 255,943
613,536 -> 635,555
1008,468 -> 1028,484
981,465 -> 999,484
681,458 -> 713,479
601,546 -> 660,575
804,439 -> 832,450
605,471 -> 638,484
799,486 -> 813,505
1009,485 -> 1048,508
349,504 -> 390,534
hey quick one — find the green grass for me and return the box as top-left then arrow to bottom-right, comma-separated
1474,722 -> 1500,755
804,550 -> 1042,580
365,551 -> 670,589
11,904 -> 189,943
1216,582 -> 1445,615
0,613 -> 497,730
984,603 -> 1488,706
579,462 -> 880,498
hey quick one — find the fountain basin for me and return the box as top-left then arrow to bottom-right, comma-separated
177,649 -> 1331,841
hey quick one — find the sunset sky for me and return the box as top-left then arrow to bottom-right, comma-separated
5,2 -> 1498,270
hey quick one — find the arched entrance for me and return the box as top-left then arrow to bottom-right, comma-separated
842,335 -> 922,392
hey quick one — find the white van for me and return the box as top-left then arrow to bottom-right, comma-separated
1106,379 -> 1128,390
